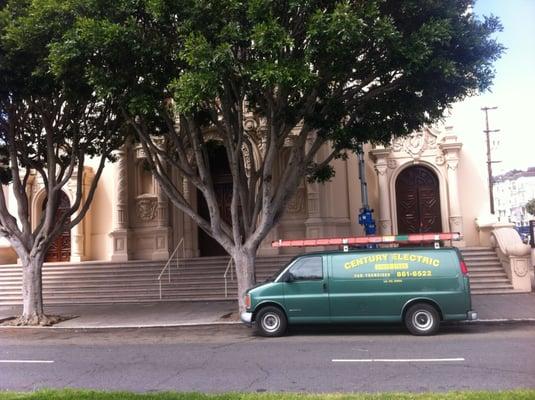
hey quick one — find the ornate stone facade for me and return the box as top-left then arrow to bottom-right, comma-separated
371,126 -> 465,246
1,121 -> 499,263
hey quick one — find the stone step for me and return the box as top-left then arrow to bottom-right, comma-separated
469,277 -> 511,284
0,296 -> 238,306
0,249 -> 518,304
0,262 -> 286,275
0,271 -> 277,283
471,289 -> 525,295
460,251 -> 498,257
470,282 -> 514,290
464,257 -> 501,265
468,271 -> 508,278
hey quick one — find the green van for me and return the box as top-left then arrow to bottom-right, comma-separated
240,247 -> 477,336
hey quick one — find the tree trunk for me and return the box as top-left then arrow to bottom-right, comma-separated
19,253 -> 47,325
233,247 -> 256,313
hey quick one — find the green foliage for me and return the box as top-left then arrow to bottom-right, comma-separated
47,0 -> 503,165
33,0 -> 504,254
526,199 -> 535,217
1,389 -> 535,400
0,0 -> 126,177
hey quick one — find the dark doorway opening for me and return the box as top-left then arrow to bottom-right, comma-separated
198,143 -> 232,257
396,165 -> 442,234
43,191 -> 71,262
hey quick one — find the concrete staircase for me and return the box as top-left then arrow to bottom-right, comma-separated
0,247 -> 519,305
460,247 -> 518,295
0,256 -> 292,306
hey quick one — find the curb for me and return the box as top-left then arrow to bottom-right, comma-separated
2,318 -> 535,330
454,318 -> 535,325
0,321 -> 242,330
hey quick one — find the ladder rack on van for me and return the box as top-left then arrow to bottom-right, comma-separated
272,232 -> 462,250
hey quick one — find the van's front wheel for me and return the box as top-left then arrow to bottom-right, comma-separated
255,306 -> 287,337
404,303 -> 440,336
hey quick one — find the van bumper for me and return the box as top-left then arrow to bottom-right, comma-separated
240,311 -> 253,325
467,310 -> 478,320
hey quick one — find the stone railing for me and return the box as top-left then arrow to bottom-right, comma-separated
490,224 -> 532,292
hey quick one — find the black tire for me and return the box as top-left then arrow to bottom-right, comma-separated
255,306 -> 287,337
404,303 -> 440,336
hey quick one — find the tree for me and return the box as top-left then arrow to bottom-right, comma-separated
526,199 -> 535,217
53,0 -> 503,312
0,0 -> 124,325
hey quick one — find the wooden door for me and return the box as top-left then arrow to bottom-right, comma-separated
396,166 -> 442,234
198,144 -> 231,257
44,191 -> 71,262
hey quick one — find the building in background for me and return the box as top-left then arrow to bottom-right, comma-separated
494,167 -> 535,226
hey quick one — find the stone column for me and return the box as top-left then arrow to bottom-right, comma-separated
370,148 -> 392,235
149,171 -> 171,260
440,139 -> 464,246
110,147 -> 130,261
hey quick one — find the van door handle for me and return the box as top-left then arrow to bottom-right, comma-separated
323,283 -> 327,291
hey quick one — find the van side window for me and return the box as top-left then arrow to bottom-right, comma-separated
288,257 -> 323,281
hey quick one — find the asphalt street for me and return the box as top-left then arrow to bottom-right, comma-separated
0,323 -> 534,393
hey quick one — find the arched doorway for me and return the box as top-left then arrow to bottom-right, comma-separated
197,143 -> 231,256
43,191 -> 71,262
396,165 -> 442,234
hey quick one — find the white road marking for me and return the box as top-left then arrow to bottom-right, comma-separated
0,360 -> 54,364
332,358 -> 465,363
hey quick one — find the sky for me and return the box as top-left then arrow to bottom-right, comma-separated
448,0 -> 535,175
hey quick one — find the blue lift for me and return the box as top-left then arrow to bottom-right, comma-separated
356,144 -> 376,238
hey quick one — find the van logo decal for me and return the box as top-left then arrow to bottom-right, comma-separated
344,253 -> 441,270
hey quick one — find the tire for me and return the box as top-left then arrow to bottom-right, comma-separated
404,303 -> 440,336
255,306 -> 287,337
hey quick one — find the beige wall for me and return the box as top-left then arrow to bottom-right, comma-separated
86,158 -> 115,261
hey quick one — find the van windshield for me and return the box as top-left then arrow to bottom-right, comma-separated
267,260 -> 295,282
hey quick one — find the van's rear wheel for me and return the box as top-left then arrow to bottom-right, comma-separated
255,306 -> 287,337
404,303 -> 440,336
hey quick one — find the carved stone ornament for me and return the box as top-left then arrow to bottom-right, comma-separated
136,195 -> 158,222
286,188 -> 306,214
405,131 -> 425,156
435,155 -> 445,166
243,117 -> 258,133
391,128 -> 443,157
427,132 -> 438,149
447,160 -> 459,171
392,137 -> 404,152
387,159 -> 397,169
513,261 -> 529,277
375,164 -> 388,176
135,146 -> 146,160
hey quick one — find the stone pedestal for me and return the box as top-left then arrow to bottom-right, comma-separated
110,229 -> 130,262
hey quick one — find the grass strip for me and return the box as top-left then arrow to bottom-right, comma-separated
0,390 -> 535,400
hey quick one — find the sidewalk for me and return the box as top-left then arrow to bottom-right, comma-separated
1,294 -> 534,329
